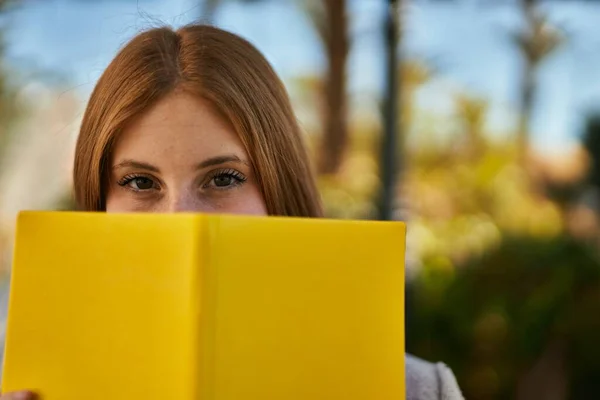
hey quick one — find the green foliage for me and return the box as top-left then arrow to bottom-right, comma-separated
310,49 -> 596,397
408,234 -> 600,399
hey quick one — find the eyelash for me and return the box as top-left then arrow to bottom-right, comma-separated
203,169 -> 247,189
117,174 -> 158,192
116,169 -> 247,192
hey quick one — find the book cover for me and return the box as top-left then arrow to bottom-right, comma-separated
2,212 -> 406,399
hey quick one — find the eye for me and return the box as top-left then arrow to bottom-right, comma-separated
131,177 -> 154,190
214,174 -> 234,187
204,169 -> 247,190
117,175 -> 159,192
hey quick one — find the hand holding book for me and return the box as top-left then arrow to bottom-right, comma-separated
0,391 -> 36,399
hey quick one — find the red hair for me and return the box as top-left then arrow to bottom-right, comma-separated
73,24 -> 322,217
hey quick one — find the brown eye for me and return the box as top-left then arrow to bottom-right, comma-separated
213,175 -> 233,187
133,177 -> 154,190
117,175 -> 158,192
204,169 -> 247,190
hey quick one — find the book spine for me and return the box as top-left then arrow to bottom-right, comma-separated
189,216 -> 202,400
195,216 -> 217,400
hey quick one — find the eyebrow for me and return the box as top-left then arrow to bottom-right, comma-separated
112,160 -> 160,172
196,154 -> 249,169
112,154 -> 248,172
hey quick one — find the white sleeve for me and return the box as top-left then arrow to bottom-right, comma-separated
405,354 -> 465,400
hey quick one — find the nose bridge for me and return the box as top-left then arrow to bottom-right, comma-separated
168,189 -> 207,213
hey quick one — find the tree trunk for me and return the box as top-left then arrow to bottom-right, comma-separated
518,43 -> 535,165
518,0 -> 537,165
378,0 -> 401,221
318,0 -> 349,175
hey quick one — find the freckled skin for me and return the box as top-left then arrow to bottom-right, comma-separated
106,90 -> 268,216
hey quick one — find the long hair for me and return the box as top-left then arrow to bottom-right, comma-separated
73,24 -> 323,217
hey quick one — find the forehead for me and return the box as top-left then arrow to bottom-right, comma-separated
112,91 -> 246,163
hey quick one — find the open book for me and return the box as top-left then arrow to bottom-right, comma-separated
2,212 -> 406,400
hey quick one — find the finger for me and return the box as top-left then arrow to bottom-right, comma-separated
0,391 -> 36,400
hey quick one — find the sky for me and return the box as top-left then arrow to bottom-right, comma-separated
5,0 -> 600,153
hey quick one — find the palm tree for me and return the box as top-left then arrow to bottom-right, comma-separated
302,0 -> 350,175
514,0 -> 562,165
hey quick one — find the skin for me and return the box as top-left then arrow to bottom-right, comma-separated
106,89 -> 267,215
1,90 -> 268,399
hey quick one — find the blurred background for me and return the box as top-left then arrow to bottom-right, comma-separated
0,0 -> 600,398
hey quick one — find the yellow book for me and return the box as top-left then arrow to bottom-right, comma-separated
2,211 -> 406,400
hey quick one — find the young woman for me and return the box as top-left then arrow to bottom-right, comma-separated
1,24 -> 463,400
